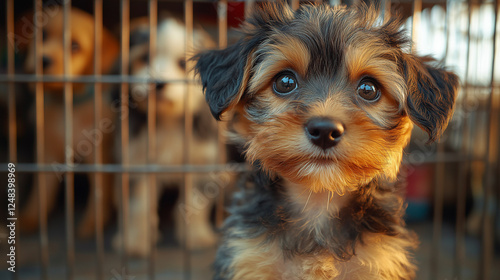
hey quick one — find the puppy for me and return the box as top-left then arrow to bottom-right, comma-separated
112,17 -> 219,257
195,2 -> 459,280
21,6 -> 119,238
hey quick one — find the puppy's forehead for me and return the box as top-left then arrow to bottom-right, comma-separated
250,6 -> 407,106
267,8 -> 387,77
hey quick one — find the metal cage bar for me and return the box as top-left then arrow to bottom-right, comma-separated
479,1 -> 499,278
93,0 -> 105,279
147,0 -> 158,279
432,1 -> 447,278
183,1 -> 194,278
33,0 -> 49,279
246,0 -> 256,18
455,0 -> 474,277
119,0 -> 131,276
62,2 -> 76,279
6,0 -> 16,164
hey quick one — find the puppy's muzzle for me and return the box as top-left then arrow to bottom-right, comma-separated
305,117 -> 344,150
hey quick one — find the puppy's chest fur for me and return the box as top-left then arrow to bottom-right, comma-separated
215,171 -> 416,280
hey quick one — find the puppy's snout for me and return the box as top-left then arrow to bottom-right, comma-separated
42,56 -> 52,69
305,117 -> 344,150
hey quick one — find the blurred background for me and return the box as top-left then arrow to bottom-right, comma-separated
0,0 -> 499,279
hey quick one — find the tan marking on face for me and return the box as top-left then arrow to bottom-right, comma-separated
344,36 -> 407,109
243,89 -> 413,194
249,35 -> 310,94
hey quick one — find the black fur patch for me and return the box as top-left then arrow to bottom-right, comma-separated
214,169 -> 408,279
400,55 -> 459,143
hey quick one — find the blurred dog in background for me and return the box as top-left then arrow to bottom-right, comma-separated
20,6 -> 119,238
112,17 -> 220,257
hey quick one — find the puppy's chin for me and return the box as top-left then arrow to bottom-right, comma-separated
257,156 -> 376,194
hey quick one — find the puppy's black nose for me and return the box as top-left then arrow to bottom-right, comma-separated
305,117 -> 344,150
42,56 -> 52,69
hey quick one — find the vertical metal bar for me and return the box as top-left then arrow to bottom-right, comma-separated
184,1 -> 194,279
245,0 -> 255,19
7,0 -> 16,163
148,0 -> 158,279
432,134 -> 445,280
330,0 -> 341,7
455,1 -> 474,278
432,1 -> 450,279
6,1 -> 18,280
215,0 -> 228,229
63,2 -> 75,279
411,0 -> 422,52
442,0 -> 451,64
93,1 -> 105,279
382,0 -> 391,22
479,0 -> 498,279
120,0 -> 131,276
34,0 -> 49,278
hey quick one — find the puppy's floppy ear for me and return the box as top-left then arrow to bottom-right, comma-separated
194,1 -> 293,121
194,41 -> 253,121
400,54 -> 459,143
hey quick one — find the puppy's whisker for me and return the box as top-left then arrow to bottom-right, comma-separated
302,189 -> 313,213
326,190 -> 331,211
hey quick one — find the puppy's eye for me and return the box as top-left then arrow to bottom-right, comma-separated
357,79 -> 381,102
273,71 -> 298,95
71,40 -> 80,52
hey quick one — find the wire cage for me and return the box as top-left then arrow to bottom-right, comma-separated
0,0 -> 499,279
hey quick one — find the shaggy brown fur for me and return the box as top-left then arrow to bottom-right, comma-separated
195,2 -> 458,279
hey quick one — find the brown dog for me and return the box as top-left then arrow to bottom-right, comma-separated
21,6 -> 119,238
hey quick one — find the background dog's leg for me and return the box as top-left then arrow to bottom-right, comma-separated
175,175 -> 217,250
112,175 -> 159,257
77,172 -> 114,238
76,115 -> 116,238
19,171 -> 62,233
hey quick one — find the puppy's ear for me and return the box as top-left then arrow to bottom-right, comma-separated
194,2 -> 293,121
194,41 -> 253,121
400,55 -> 459,143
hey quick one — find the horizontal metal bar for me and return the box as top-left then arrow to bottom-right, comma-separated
4,163 -> 249,174
2,152 -> 486,174
0,74 -> 197,84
